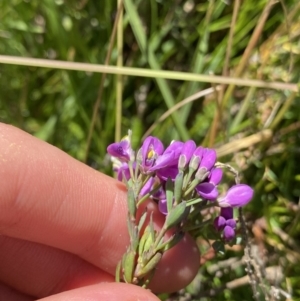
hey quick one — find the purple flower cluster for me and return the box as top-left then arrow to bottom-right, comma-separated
214,207 -> 236,241
107,134 -> 253,241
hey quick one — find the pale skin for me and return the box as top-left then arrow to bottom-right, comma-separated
0,123 -> 200,301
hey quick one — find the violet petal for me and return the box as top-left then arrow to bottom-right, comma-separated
149,152 -> 177,172
220,207 -> 233,220
189,146 -> 203,170
156,165 -> 179,181
140,177 -> 155,197
223,225 -> 235,241
193,146 -> 204,158
178,140 -> 197,169
164,141 -> 184,155
200,148 -> 217,171
218,184 -> 254,207
214,216 -> 226,231
107,139 -> 131,161
158,199 -> 168,215
152,185 -> 166,200
208,167 -> 223,185
116,163 -> 131,181
141,136 -> 164,171
195,182 -> 219,200
226,218 -> 237,229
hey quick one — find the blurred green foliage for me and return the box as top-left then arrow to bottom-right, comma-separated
1,0 -> 300,300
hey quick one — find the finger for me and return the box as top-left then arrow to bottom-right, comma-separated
149,234 -> 200,294
0,236 -> 113,298
0,124 -> 200,292
0,214 -> 199,297
38,283 -> 160,301
0,123 -> 129,275
0,282 -> 33,301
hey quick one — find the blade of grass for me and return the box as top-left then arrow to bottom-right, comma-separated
216,129 -> 273,158
268,91 -> 298,130
229,86 -> 256,134
0,55 -> 297,92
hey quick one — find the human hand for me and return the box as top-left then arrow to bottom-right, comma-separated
0,123 -> 200,301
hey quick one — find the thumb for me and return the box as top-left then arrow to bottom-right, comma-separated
38,282 -> 160,301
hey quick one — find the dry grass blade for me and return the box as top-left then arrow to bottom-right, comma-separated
0,55 -> 297,91
216,129 -> 273,158
142,86 -> 222,140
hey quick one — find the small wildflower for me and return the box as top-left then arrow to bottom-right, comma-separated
214,207 -> 237,241
138,136 -> 164,173
148,141 -> 184,172
107,133 -> 253,287
107,135 -> 133,162
218,184 -> 254,208
178,140 -> 197,170
208,167 -> 223,186
195,182 -> 218,200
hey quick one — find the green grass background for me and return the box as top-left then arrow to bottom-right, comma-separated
0,0 -> 300,300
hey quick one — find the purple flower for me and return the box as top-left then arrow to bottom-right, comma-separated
140,176 -> 156,197
138,136 -> 164,172
158,198 -> 168,215
214,216 -> 226,231
148,141 -> 184,172
107,135 -> 133,162
220,207 -> 233,220
226,218 -> 236,229
223,225 -> 235,241
156,166 -> 179,181
218,184 -> 254,208
195,182 -> 219,200
114,162 -> 131,181
194,148 -> 217,181
178,140 -> 197,170
189,146 -> 204,170
152,185 -> 166,201
200,148 -> 217,171
208,168 -> 223,185
214,207 -> 237,241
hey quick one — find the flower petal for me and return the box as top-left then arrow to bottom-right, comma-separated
220,207 -> 233,220
107,137 -> 132,161
158,199 -> 168,215
218,184 -> 254,207
214,216 -> 226,231
200,148 -> 217,171
139,136 -> 164,171
164,141 -> 184,155
178,140 -> 197,169
195,182 -> 219,200
223,225 -> 235,241
226,218 -> 236,229
156,165 -> 179,181
140,177 -> 155,197
208,167 -> 223,185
